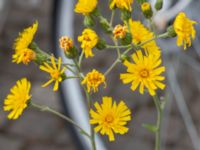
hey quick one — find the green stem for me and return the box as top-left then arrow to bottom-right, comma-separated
104,46 -> 132,76
153,95 -> 162,150
66,76 -> 80,79
106,44 -> 131,49
30,102 -> 90,138
138,33 -> 168,47
78,50 -> 84,67
104,58 -> 120,76
110,10 -> 115,26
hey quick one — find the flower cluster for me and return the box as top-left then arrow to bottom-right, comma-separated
2,0 -> 198,148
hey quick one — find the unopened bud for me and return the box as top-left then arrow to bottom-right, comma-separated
120,32 -> 132,45
113,24 -> 128,39
59,36 -> 78,58
155,0 -> 163,11
167,26 -> 177,38
84,15 -> 95,27
96,39 -> 107,50
121,9 -> 132,21
141,2 -> 153,19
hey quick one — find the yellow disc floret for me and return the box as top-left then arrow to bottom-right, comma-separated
4,78 -> 31,120
90,96 -> 131,141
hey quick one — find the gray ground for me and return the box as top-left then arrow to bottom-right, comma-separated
0,0 -> 199,150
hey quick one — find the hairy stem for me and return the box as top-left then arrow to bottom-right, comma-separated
30,102 -> 90,138
153,95 -> 162,150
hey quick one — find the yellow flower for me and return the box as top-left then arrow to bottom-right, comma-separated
81,69 -> 106,93
40,56 -> 66,91
78,28 -> 98,58
120,50 -> 165,96
75,0 -> 97,15
173,12 -> 197,50
113,24 -> 128,39
4,78 -> 31,120
90,96 -> 131,141
59,36 -> 74,53
110,0 -> 134,11
13,21 -> 38,65
129,20 -> 161,56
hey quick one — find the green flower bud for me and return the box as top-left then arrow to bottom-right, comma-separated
167,26 -> 177,38
121,9 -> 132,21
64,46 -> 78,59
120,32 -> 132,45
84,15 -> 95,27
155,0 -> 163,11
136,0 -> 147,4
141,2 -> 153,19
96,39 -> 107,50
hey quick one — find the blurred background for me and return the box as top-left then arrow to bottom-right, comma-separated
0,0 -> 200,150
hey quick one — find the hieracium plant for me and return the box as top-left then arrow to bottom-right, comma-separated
3,0 -> 197,149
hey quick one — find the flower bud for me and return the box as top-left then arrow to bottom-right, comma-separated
136,0 -> 147,4
113,24 -> 128,39
167,26 -> 177,38
59,36 -> 78,58
120,32 -> 132,45
121,9 -> 132,21
96,39 -> 107,50
84,15 -> 95,27
141,2 -> 153,19
155,0 -> 163,11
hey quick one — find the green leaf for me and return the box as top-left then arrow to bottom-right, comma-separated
142,123 -> 158,132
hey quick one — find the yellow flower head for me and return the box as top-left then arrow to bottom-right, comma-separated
82,69 -> 106,93
40,56 -> 66,91
90,96 -> 131,141
59,36 -> 74,53
75,0 -> 98,15
120,50 -> 165,96
110,0 -> 134,11
4,78 -> 31,120
129,20 -> 161,56
173,12 -> 197,50
113,24 -> 128,39
78,28 -> 98,58
13,21 -> 38,65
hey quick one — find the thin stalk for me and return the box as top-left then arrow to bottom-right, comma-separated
138,33 -> 168,47
153,95 -> 162,150
66,76 -> 80,79
106,44 -> 131,49
110,10 -> 115,26
104,58 -> 120,76
30,102 -> 90,138
104,46 -> 133,76
78,50 -> 84,67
